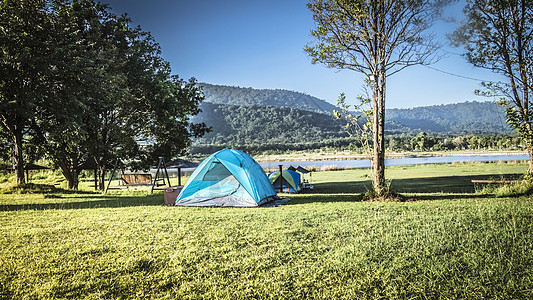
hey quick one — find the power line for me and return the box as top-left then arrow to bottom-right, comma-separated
421,64 -> 492,82
437,47 -> 465,57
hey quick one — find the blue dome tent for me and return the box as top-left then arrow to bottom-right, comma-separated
175,149 -> 278,207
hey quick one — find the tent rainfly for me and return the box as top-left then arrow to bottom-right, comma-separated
175,149 -> 278,207
268,169 -> 302,193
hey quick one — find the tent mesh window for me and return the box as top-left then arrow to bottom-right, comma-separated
187,161 -> 251,205
203,161 -> 231,181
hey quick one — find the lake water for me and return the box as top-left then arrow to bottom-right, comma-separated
166,154 -> 528,176
257,154 -> 530,170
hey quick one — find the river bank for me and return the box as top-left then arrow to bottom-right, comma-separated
253,150 -> 528,162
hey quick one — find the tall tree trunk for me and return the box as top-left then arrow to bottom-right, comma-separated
57,160 -> 80,190
69,170 -> 79,190
527,143 -> 533,177
13,127 -> 25,185
98,165 -> 106,191
94,168 -> 98,191
522,117 -> 533,178
372,71 -> 386,195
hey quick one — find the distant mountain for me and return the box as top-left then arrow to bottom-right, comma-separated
200,83 -> 338,114
192,102 -> 349,152
387,101 -> 512,133
191,84 -> 513,153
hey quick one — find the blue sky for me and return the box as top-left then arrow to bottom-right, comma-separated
102,0 -> 504,109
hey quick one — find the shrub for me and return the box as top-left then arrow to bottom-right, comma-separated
479,179 -> 533,197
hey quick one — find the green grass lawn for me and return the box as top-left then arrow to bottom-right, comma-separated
1,162 -> 532,299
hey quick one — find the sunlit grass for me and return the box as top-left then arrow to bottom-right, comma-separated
1,162 -> 532,299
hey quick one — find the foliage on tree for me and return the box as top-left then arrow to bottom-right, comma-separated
451,0 -> 533,175
0,0 -> 55,184
0,0 -> 208,189
305,0 -> 450,196
333,85 -> 373,160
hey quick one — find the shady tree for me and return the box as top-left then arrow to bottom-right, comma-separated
452,0 -> 533,176
44,1 -> 209,190
1,0 -> 208,189
0,0 -> 56,184
305,0 -> 449,197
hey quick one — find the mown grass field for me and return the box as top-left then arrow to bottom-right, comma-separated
1,162 -> 532,299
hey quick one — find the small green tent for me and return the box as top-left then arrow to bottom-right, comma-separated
175,149 -> 278,207
268,169 -> 302,193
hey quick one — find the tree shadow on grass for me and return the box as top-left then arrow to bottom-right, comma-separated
284,193 -> 364,205
0,193 -> 165,211
290,173 -> 522,204
413,193 -> 489,201
389,173 -> 522,194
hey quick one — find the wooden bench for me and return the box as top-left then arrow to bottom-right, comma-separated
471,180 -> 520,184
121,174 -> 152,186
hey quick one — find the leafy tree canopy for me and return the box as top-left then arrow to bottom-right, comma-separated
0,0 -> 208,189
451,0 -> 533,175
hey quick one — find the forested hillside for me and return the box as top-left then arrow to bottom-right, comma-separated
388,101 -> 512,133
191,84 -> 513,154
200,83 -> 338,114
191,102 -> 350,153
